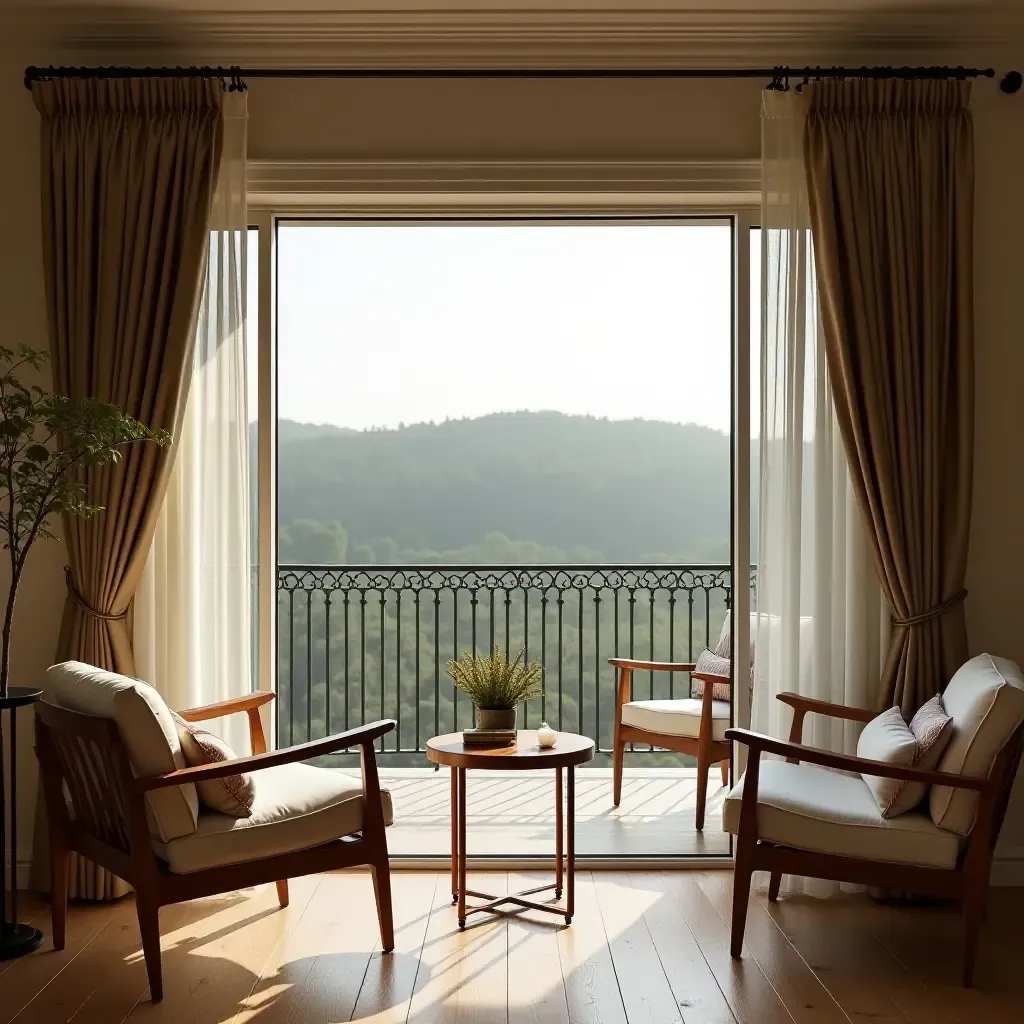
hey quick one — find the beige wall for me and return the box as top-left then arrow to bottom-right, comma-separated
3,50 -> 1024,876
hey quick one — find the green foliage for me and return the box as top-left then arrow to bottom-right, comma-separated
278,519 -> 348,564
447,646 -> 544,710
275,412 -> 734,563
0,344 -> 169,691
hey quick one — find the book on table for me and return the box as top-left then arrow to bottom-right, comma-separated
461,727 -> 516,747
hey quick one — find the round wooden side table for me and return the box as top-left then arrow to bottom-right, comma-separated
426,729 -> 595,928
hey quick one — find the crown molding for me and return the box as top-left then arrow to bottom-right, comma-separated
9,5 -> 1019,68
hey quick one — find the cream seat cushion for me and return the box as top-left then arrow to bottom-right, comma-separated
931,654 -> 1024,836
46,661 -> 198,842
723,760 -> 960,869
153,763 -> 394,874
622,698 -> 730,741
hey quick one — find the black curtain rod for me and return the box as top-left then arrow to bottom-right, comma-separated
23,64 -> 1024,94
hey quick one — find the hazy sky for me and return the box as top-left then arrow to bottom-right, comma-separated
266,222 -> 735,434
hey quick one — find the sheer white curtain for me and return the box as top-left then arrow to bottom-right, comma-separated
135,90 -> 252,753
753,89 -> 889,896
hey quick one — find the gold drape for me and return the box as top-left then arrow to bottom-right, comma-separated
31,78 -> 223,898
804,79 -> 974,715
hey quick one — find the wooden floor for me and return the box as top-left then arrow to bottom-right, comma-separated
357,767 -> 730,858
4,871 -> 1024,1023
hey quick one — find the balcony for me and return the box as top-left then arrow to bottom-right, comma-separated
276,563 -> 750,858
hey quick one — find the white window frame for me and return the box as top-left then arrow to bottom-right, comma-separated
249,162 -> 757,863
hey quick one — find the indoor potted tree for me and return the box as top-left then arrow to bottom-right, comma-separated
448,646 -> 543,745
0,343 -> 168,957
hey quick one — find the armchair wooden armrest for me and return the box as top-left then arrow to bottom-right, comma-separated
609,658 -> 696,673
725,727 -> 988,792
692,671 -> 731,685
775,691 -> 875,724
178,691 -> 278,756
178,691 -> 276,722
132,719 -> 396,794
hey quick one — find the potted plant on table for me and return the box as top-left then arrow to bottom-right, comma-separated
0,344 -> 168,957
448,646 -> 543,743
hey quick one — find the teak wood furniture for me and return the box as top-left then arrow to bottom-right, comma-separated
426,729 -> 595,927
35,682 -> 396,1002
610,657 -> 730,830
725,682 -> 1024,986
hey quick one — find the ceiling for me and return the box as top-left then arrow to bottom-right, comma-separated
3,2 -> 1020,67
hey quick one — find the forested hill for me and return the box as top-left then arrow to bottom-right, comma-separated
276,412 -> 730,565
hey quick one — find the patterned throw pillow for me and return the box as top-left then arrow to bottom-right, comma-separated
170,711 -> 256,818
909,694 -> 954,772
857,698 -> 953,818
691,648 -> 732,702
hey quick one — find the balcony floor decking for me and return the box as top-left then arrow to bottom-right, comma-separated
339,767 -> 730,858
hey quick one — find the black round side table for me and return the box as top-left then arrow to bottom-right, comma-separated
1,686 -> 43,959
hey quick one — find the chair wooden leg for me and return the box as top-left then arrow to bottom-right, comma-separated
720,759 -> 729,787
730,834 -> 756,958
768,870 -> 782,902
50,834 -> 69,951
612,739 -> 625,807
276,879 -> 289,907
137,898 -> 163,1002
962,882 -> 986,986
371,855 -> 395,954
695,756 -> 710,831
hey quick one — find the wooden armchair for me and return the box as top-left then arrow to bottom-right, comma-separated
610,657 -> 731,830
725,654 -> 1024,986
35,661 -> 395,1002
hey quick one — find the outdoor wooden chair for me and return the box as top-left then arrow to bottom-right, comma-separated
34,661 -> 395,1002
724,653 -> 1024,986
610,656 -> 731,831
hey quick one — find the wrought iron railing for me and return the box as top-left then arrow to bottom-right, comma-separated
276,563 -> 754,767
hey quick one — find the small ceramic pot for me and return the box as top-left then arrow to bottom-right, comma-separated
477,707 -> 516,731
537,722 -> 557,748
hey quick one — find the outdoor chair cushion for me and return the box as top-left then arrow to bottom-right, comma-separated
723,760 -> 961,870
152,762 -> 393,874
931,654 -> 1024,836
46,661 -> 199,842
621,697 -> 730,741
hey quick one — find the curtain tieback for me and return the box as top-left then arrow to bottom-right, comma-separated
892,590 -> 967,628
64,566 -> 127,622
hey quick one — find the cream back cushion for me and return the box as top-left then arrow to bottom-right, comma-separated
930,654 -> 1024,837
46,661 -> 199,842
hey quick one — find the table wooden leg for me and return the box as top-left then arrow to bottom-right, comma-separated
555,766 -> 564,899
450,767 -> 459,904
457,767 -> 467,929
566,765 -> 575,925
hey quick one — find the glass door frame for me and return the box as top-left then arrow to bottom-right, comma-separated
249,194 -> 756,865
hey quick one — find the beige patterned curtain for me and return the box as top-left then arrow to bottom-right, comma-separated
803,79 -> 974,715
31,78 -> 224,899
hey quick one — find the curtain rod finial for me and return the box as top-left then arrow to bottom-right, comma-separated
1000,71 -> 1022,94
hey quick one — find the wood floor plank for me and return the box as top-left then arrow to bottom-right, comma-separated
7,872 -> 1024,1024
125,875 -> 321,1022
506,871 -> 571,1024
20,896 -> 209,1024
593,871 -> 684,1024
406,871 -> 508,1024
230,870 -> 382,1024
0,896 -> 117,1024
653,872 -> 794,1024
758,890 -> 951,1024
696,872 -> 849,1024
349,871 -> 440,1023
629,872 -> 737,1024
868,898 -> 1024,1024
555,871 -> 628,1024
